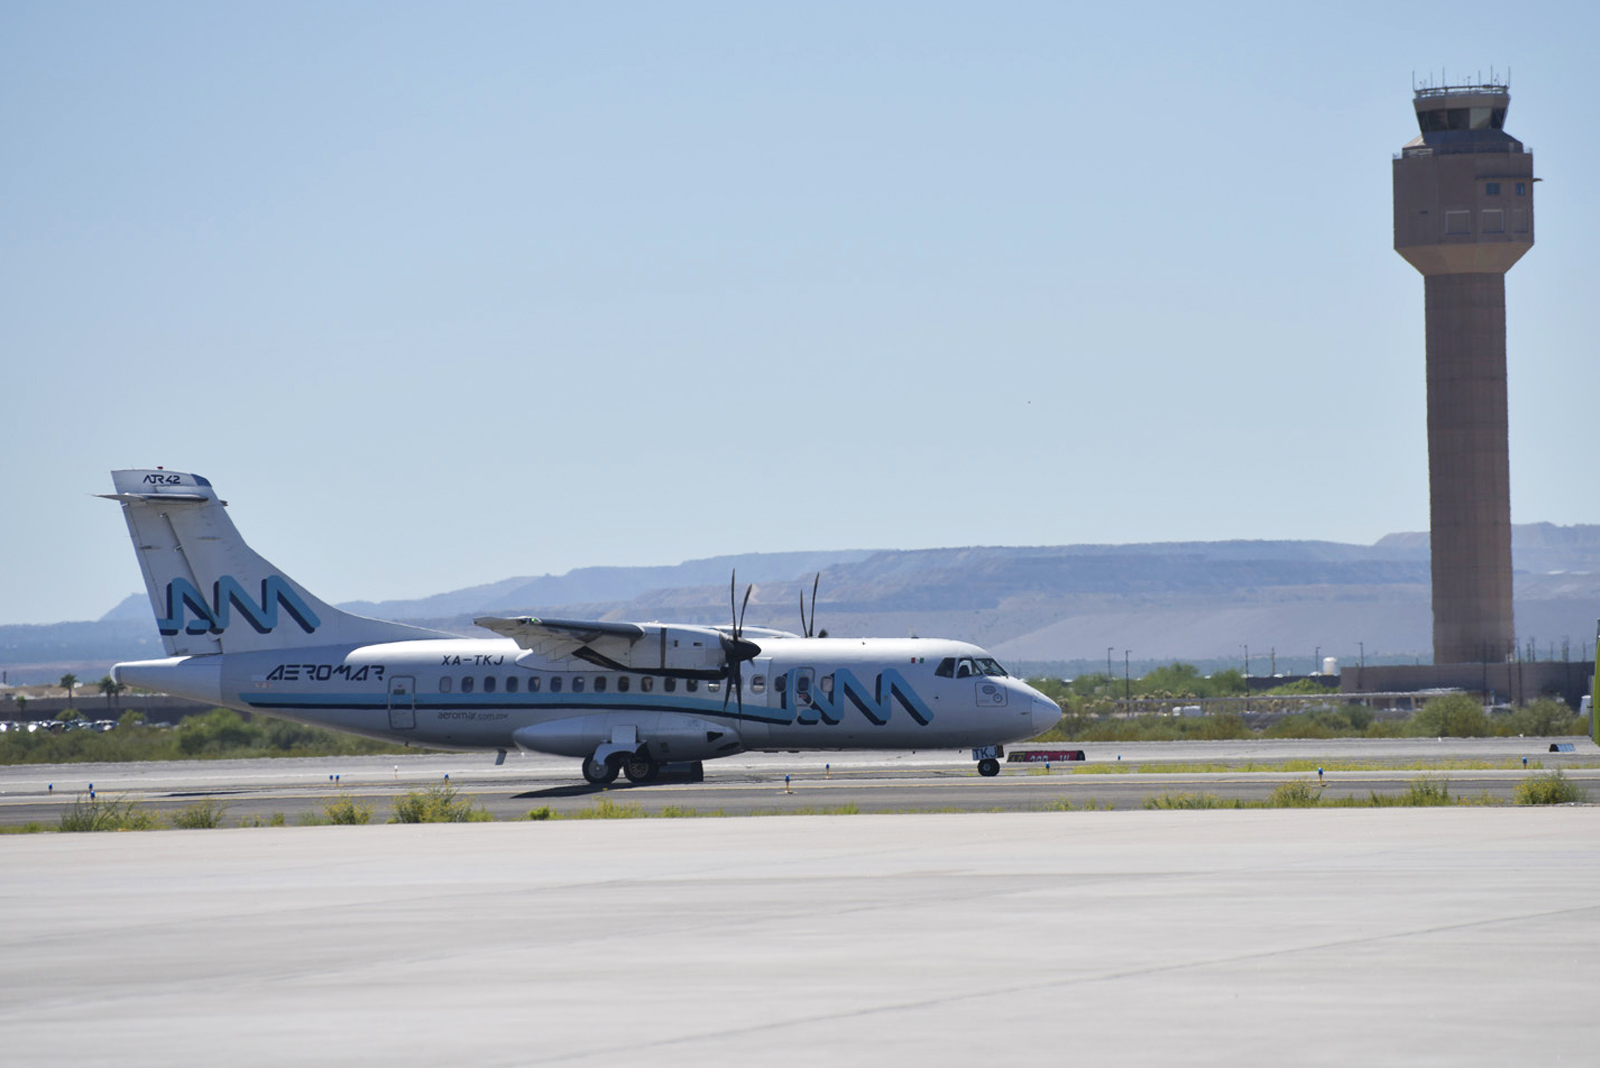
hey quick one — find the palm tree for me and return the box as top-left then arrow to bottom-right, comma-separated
59,673 -> 78,704
98,675 -> 125,711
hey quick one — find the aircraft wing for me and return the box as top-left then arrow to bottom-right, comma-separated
474,616 -> 646,661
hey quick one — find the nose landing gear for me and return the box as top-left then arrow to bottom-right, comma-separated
972,744 -> 1004,777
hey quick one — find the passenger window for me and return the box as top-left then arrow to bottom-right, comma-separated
751,674 -> 766,694
530,676 -> 541,692
617,676 -> 630,693
665,678 -> 676,693
484,676 -> 497,694
708,680 -> 721,692
686,679 -> 698,693
440,677 -> 453,693
594,676 -> 606,693
550,677 -> 562,693
641,676 -> 654,693
506,676 -> 519,693
820,674 -> 834,697
461,676 -> 475,693
572,677 -> 585,694
935,658 -> 956,678
774,673 -> 787,694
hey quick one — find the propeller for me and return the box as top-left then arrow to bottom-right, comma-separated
799,573 -> 827,639
721,571 -> 760,717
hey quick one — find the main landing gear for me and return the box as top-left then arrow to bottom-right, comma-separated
581,755 -> 619,785
581,749 -> 661,785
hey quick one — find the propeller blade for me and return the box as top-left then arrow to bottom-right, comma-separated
809,574 -> 819,638
739,584 -> 752,636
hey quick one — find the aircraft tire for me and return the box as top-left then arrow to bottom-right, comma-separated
581,756 -> 620,785
977,758 -> 1001,778
623,753 -> 659,784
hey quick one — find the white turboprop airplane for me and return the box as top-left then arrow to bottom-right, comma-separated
104,469 -> 1060,783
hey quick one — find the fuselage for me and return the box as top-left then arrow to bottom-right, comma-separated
115,635 -> 1060,761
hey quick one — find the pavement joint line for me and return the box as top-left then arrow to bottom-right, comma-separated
521,898 -> 1600,1065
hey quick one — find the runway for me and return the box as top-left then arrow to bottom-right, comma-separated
2,807 -> 1597,1066
1,738 -> 1595,825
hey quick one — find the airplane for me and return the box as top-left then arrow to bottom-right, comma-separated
103,469 -> 1061,783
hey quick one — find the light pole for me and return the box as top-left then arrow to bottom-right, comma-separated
1124,650 -> 1131,701
1107,648 -> 1114,687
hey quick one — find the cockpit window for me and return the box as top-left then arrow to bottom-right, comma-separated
975,657 -> 1009,677
935,658 -> 956,678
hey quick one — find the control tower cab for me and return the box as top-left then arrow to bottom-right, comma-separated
1394,83 -> 1534,275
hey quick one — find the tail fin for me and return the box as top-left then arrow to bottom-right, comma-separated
102,469 -> 449,655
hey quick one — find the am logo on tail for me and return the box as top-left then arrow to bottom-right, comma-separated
104,469 -> 1060,783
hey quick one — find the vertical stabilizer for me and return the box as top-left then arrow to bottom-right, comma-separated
102,469 -> 448,655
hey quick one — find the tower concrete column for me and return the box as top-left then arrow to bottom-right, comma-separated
1424,273 -> 1513,664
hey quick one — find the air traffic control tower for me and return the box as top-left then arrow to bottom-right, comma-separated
1393,80 -> 1534,665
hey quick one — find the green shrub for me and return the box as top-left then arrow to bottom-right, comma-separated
526,805 -> 556,821
1500,699 -> 1586,737
1400,776 -> 1452,806
169,799 -> 229,828
390,782 -> 490,823
323,796 -> 373,824
1515,770 -> 1587,806
1266,781 -> 1321,807
1407,694 -> 1493,738
58,794 -> 159,832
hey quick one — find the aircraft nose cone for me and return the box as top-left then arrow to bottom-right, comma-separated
1031,693 -> 1061,734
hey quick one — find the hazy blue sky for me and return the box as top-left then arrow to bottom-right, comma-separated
3,1 -> 1596,625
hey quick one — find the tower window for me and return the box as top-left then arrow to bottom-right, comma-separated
1515,182 -> 1526,195
1485,182 -> 1500,196
1481,209 -> 1504,234
1445,211 -> 1471,235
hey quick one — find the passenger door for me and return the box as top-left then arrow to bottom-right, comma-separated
388,675 -> 416,730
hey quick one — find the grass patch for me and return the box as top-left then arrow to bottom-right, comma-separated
1144,792 -> 1238,810
390,783 -> 489,823
1,708 -> 425,766
58,794 -> 159,832
0,822 -> 49,834
567,798 -> 647,819
1516,770 -> 1587,806
241,812 -> 288,827
168,799 -> 229,829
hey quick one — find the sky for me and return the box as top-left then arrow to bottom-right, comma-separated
3,1 -> 1597,626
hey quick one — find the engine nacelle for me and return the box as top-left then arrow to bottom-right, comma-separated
512,712 -> 744,762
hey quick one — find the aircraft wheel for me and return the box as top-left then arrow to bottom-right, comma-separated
623,753 -> 659,784
977,758 -> 1001,778
581,756 -> 620,785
